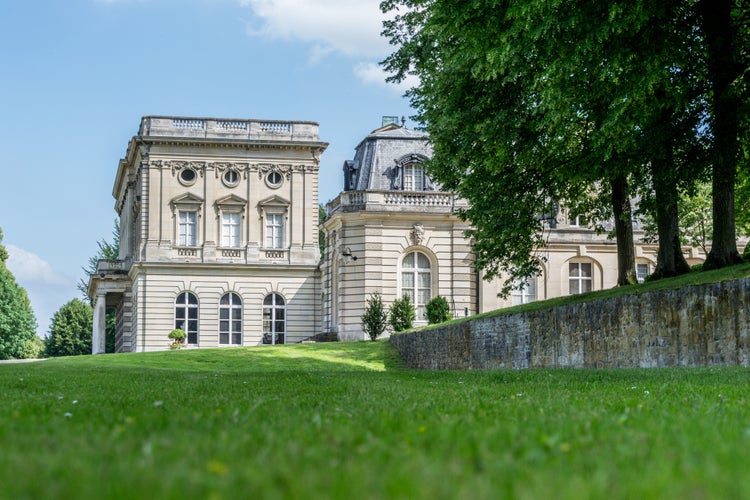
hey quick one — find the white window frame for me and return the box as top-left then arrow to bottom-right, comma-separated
636,263 -> 650,284
219,293 -> 242,345
401,251 -> 432,321
511,277 -> 537,306
569,262 -> 593,295
178,211 -> 197,247
263,293 -> 286,345
221,212 -> 241,248
403,163 -> 426,191
265,212 -> 285,249
175,292 -> 199,345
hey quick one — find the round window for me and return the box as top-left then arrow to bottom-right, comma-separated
223,170 -> 240,188
266,171 -> 283,188
179,168 -> 197,186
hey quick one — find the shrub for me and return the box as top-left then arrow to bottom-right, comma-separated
389,295 -> 415,333
425,295 -> 453,324
361,292 -> 388,341
168,329 -> 187,350
743,244 -> 750,262
44,299 -> 92,357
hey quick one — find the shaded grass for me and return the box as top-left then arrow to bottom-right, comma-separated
2,341 -> 750,499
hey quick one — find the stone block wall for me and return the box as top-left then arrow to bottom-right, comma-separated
390,278 -> 750,369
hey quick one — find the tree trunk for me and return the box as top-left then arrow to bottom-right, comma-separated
699,0 -> 743,269
611,174 -> 636,285
651,163 -> 691,279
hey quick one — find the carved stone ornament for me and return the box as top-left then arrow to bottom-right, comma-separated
411,223 -> 425,246
258,163 -> 292,180
169,160 -> 205,177
213,162 -> 248,179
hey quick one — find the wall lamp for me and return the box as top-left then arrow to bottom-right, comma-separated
342,247 -> 358,262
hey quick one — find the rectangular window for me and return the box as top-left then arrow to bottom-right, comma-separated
222,213 -> 240,247
569,262 -> 593,295
636,263 -> 649,284
511,277 -> 537,306
265,213 -> 284,249
178,211 -> 197,246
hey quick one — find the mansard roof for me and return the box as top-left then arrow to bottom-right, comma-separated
345,123 -> 433,192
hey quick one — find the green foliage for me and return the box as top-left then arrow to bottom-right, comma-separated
21,335 -> 44,359
425,295 -> 452,325
361,292 -> 389,341
380,0 -> 749,282
44,299 -> 93,357
0,227 -> 38,359
389,294 -> 415,333
2,344 -> 750,498
168,328 -> 187,350
318,204 -> 327,258
78,219 -> 120,299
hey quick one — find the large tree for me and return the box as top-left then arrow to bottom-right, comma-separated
44,299 -> 93,357
0,228 -> 38,359
381,0 -> 712,288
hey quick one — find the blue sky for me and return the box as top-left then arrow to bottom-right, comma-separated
0,0 -> 415,336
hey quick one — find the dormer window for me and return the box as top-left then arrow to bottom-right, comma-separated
403,163 -> 426,191
393,153 -> 432,191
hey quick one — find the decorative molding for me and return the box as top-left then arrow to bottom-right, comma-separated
168,161 -> 206,177
258,163 -> 293,180
213,162 -> 249,179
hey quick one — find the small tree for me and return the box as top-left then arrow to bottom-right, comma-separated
389,295 -> 415,333
361,292 -> 388,341
425,295 -> 452,325
45,299 -> 92,357
168,329 -> 187,350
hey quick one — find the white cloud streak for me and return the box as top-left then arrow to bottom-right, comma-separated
240,0 -> 410,91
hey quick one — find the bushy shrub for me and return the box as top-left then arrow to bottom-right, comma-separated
743,244 -> 750,262
425,295 -> 452,324
168,329 -> 187,350
389,295 -> 415,333
361,292 -> 388,341
44,299 -> 92,357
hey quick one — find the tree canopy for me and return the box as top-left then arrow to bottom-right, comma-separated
44,299 -> 93,357
381,0 -> 749,289
0,227 -> 38,359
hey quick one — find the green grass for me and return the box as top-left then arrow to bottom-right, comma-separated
2,342 -> 750,499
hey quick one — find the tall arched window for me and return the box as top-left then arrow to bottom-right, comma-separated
219,293 -> 242,345
262,293 -> 285,345
402,251 -> 432,321
569,262 -> 593,295
175,292 -> 199,345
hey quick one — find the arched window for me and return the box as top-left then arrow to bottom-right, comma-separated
403,163 -> 426,191
511,277 -> 537,306
262,293 -> 285,345
175,292 -> 199,345
569,262 -> 593,295
402,251 -> 432,321
219,293 -> 242,345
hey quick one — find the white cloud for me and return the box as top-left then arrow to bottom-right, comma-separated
354,61 -> 418,93
6,245 -> 73,287
240,0 -> 391,59
6,245 -> 78,337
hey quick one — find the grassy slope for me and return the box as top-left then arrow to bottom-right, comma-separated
414,262 -> 750,330
2,342 -> 750,499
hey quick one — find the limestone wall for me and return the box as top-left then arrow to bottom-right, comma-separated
390,278 -> 750,369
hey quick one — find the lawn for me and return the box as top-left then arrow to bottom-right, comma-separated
2,341 -> 749,499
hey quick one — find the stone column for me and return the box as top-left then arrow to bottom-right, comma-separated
92,292 -> 107,354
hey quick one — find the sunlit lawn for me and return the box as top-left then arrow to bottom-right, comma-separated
2,340 -> 749,499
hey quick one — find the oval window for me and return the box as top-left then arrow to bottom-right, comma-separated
223,170 -> 240,188
266,171 -> 283,188
179,168 -> 197,186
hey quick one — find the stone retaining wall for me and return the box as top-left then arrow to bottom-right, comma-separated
390,278 -> 750,369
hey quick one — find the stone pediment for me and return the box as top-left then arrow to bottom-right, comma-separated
215,194 -> 247,208
395,153 -> 429,167
170,193 -> 204,211
258,194 -> 290,208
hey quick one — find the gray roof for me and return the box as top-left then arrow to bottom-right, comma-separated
345,124 -> 433,191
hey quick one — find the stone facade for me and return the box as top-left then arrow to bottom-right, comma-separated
390,277 -> 750,369
320,121 -> 699,341
88,117 -> 327,352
